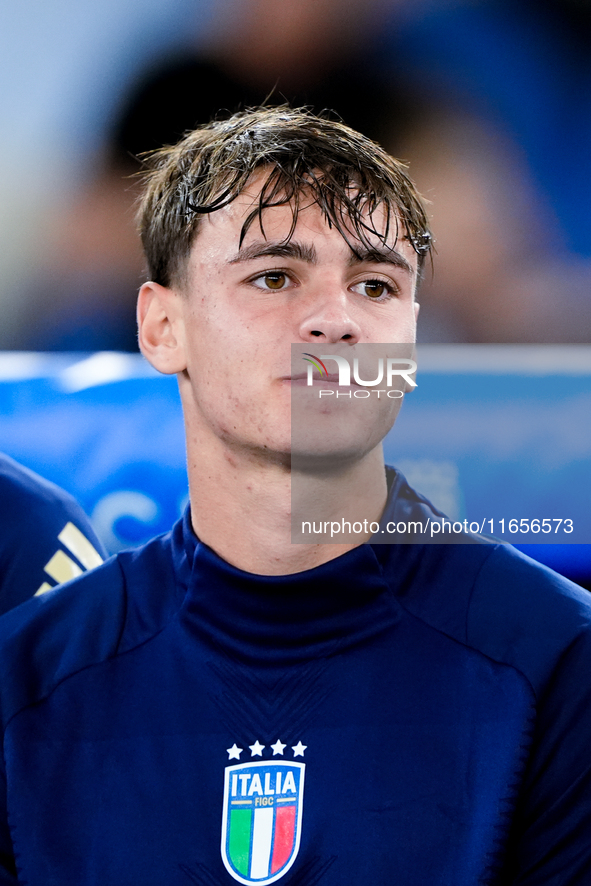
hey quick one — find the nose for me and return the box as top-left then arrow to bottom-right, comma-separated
298,292 -> 361,344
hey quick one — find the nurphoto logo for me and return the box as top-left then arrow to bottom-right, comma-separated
302,353 -> 417,399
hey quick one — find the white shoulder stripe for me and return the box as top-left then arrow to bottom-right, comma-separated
58,522 -> 103,570
43,550 -> 83,585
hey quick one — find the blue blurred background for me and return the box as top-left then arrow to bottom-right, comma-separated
1,0 -> 590,350
0,349 -> 589,587
0,0 -> 589,580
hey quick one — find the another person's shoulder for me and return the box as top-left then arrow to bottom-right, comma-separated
0,451 -> 86,521
0,453 -> 106,611
0,519 -> 185,727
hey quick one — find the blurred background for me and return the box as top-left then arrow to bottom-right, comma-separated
1,0 -> 590,350
0,0 -> 589,583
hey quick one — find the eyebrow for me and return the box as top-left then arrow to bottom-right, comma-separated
348,246 -> 415,277
227,239 -> 415,277
227,241 -> 318,264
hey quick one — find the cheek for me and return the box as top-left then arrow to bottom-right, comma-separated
379,310 -> 417,343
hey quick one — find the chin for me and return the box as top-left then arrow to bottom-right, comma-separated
290,443 -> 379,475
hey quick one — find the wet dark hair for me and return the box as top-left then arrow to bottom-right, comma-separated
137,106 -> 432,288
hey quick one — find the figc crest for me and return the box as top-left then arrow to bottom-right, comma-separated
221,759 -> 305,884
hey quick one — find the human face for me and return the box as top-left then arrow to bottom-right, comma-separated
172,180 -> 419,460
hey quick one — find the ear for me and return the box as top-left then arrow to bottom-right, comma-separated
137,281 -> 187,374
404,341 -> 419,394
414,300 -> 420,323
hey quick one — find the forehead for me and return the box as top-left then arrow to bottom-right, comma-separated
190,173 -> 416,268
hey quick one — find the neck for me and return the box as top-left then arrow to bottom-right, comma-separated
186,431 -> 388,577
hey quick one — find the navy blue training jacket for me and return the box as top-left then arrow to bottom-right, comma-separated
0,469 -> 589,885
0,453 -> 105,614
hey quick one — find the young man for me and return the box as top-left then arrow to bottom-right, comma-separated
0,107 -> 589,885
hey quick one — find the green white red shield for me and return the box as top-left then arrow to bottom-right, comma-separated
221,760 -> 305,884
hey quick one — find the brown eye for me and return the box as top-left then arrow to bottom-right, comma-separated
352,279 -> 393,299
363,280 -> 387,298
263,272 -> 287,290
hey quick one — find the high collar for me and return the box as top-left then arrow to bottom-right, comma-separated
173,505 -> 401,666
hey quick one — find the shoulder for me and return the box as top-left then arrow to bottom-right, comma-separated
467,543 -> 591,695
381,467 -> 591,697
0,453 -> 107,611
0,452 -> 87,523
0,524 -> 183,728
388,539 -> 591,697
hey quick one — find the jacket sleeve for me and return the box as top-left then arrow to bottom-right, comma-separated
467,547 -> 591,884
0,768 -> 17,883
500,626 -> 591,884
